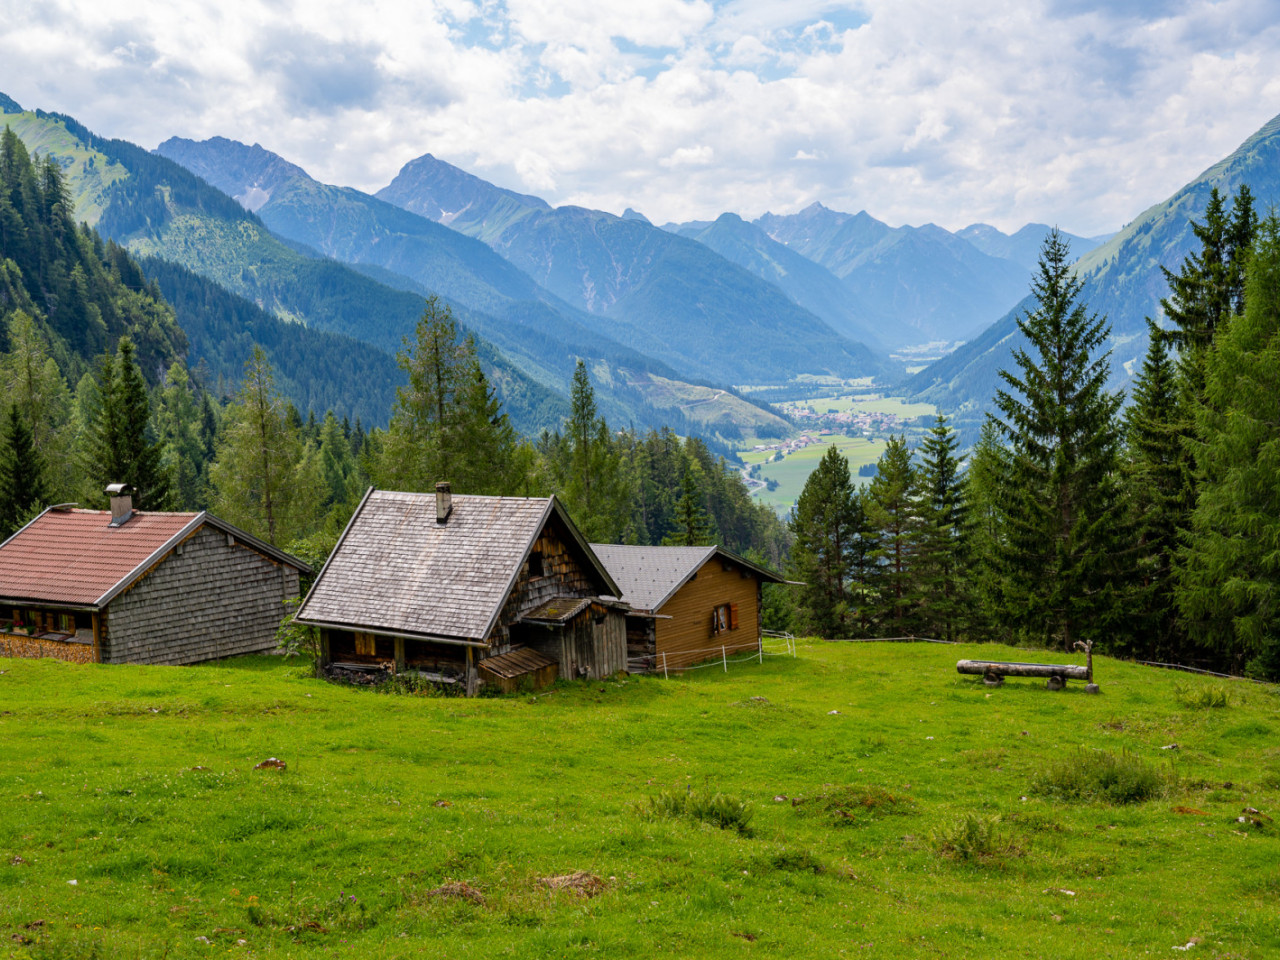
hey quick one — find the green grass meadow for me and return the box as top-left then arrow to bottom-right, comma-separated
2,643 -> 1279,958
744,437 -> 884,511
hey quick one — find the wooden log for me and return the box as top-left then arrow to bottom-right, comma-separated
956,659 -> 1090,680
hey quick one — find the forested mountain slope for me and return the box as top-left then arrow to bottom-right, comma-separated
1,103 -> 566,432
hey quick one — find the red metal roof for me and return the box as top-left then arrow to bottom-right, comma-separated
0,509 -> 199,606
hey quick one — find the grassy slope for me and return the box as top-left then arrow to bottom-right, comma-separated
5,643 -> 1274,958
1,112 -> 127,227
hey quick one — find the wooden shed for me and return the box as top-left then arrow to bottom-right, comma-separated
590,544 -> 785,672
0,487 -> 309,665
296,484 -> 627,695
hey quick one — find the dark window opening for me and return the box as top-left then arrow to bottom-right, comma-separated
528,550 -> 544,579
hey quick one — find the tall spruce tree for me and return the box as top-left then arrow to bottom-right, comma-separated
209,347 -> 322,546
789,445 -> 858,638
556,361 -> 630,541
915,416 -> 966,641
1121,322 -> 1186,659
0,404 -> 47,539
963,420 -> 1012,642
378,296 -> 524,496
663,460 -> 713,546
866,435 -> 919,633
89,337 -> 170,509
1175,216 -> 1280,678
990,229 -> 1126,649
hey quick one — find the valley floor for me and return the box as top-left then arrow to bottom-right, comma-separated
1,642 -> 1277,958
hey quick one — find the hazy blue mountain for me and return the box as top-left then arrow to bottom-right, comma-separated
956,222 -> 1109,271
376,154 -> 886,384
754,203 -> 1029,346
621,207 -> 651,223
667,212 -> 887,352
0,92 -> 21,113
905,110 -> 1280,429
152,136 -> 791,435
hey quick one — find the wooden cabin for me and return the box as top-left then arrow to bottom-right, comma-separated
589,544 -> 785,672
295,484 -> 627,695
0,486 -> 309,665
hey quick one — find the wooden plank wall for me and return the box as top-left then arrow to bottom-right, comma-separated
654,556 -> 761,670
105,524 -> 301,665
493,513 -> 603,653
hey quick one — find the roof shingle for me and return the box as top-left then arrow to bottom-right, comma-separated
298,491 -> 580,641
0,509 -> 199,606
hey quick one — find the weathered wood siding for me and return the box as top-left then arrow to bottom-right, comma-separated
654,555 -> 761,670
526,605 -> 626,680
492,513 -> 603,653
104,524 -> 300,665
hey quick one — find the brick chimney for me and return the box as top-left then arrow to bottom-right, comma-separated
106,483 -> 134,526
435,481 -> 452,523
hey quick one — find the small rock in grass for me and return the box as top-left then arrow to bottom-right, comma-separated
1161,744 -> 1179,750
24,921 -> 43,930
732,932 -> 758,941
191,766 -> 209,772
433,799 -> 452,808
66,879 -> 76,886
253,758 -> 286,771
10,934 -> 33,945
773,795 -> 788,803
828,710 -> 840,715
9,856 -> 27,866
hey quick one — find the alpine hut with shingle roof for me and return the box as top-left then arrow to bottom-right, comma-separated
0,486 -> 310,665
295,483 -> 627,695
589,544 -> 786,672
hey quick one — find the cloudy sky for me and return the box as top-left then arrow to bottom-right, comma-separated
2,0 -> 1278,235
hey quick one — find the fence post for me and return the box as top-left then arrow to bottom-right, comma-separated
722,646 -> 727,672
758,644 -> 763,664
662,651 -> 668,680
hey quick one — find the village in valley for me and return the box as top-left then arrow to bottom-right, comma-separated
3,4 -> 1280,958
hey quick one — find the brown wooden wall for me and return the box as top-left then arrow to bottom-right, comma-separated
654,555 -> 761,670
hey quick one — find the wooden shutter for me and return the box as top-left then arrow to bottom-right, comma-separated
355,632 -> 376,656
729,603 -> 739,630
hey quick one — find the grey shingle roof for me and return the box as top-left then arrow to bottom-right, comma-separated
298,491 -> 598,642
589,543 -> 788,612
588,544 -> 717,612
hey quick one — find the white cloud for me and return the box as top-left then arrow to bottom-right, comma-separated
0,0 -> 1277,235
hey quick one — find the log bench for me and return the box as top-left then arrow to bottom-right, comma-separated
957,641 -> 1098,692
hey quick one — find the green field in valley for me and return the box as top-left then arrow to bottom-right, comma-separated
743,436 -> 884,512
777,394 -> 938,419
2,643 -> 1278,958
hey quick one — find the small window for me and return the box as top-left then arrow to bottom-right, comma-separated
711,602 -> 739,635
712,604 -> 729,634
528,550 -> 544,579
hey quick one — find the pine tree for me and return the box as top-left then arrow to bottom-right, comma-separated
155,363 -> 206,510
1175,216 -> 1280,678
789,445 -> 858,639
377,296 -> 524,496
1121,323 -> 1185,659
915,416 -> 966,641
0,404 -> 47,539
865,435 -> 919,633
963,420 -> 1012,642
209,347 -> 321,546
990,229 -> 1126,650
88,336 -> 170,509
556,361 -> 630,541
663,460 -> 713,546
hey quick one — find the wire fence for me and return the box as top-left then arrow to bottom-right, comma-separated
627,632 -> 796,677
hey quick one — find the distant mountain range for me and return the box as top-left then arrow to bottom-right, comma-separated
905,110 -> 1280,431
15,84 -> 1255,455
